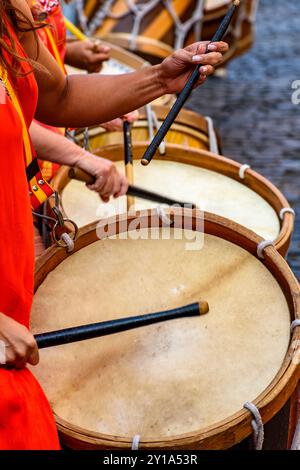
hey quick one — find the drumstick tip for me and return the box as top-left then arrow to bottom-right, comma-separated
199,301 -> 209,316
141,158 -> 150,166
233,0 -> 240,6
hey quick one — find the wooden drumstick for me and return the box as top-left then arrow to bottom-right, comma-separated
35,301 -> 209,349
123,120 -> 134,210
141,0 -> 240,166
68,167 -> 197,209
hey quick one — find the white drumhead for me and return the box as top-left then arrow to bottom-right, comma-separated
62,160 -> 280,241
31,229 -> 290,439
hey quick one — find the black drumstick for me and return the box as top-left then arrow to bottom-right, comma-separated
141,0 -> 240,166
68,167 -> 197,208
35,301 -> 209,349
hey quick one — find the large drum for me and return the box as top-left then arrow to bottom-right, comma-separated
50,144 -> 294,256
75,105 -> 221,153
80,0 -> 258,64
31,210 -> 300,449
65,40 -> 174,107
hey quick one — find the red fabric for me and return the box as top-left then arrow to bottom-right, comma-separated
0,19 -> 60,450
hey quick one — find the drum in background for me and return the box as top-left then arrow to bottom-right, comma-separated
65,39 -> 174,107
80,0 -> 257,65
31,210 -> 300,449
50,144 -> 294,256
75,105 -> 221,153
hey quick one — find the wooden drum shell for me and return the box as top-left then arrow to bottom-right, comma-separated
50,144 -> 294,257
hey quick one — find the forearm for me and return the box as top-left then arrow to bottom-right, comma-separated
30,121 -> 85,167
35,66 -> 164,127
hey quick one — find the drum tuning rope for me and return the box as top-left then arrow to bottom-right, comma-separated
131,435 -> 141,450
291,320 -> 300,332
243,402 -> 264,450
68,167 -> 197,208
257,240 -> 274,260
141,0 -> 241,166
279,208 -> 296,220
34,300 -> 209,349
205,116 -> 220,154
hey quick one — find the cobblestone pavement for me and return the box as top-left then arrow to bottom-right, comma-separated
187,0 -> 300,279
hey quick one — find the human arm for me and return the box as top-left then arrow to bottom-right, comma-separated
30,121 -> 127,201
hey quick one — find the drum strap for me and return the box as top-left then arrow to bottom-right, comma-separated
0,67 -> 54,210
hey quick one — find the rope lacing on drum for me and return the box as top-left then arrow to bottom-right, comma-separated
33,191 -> 78,252
75,0 -> 89,33
291,320 -> 300,332
257,240 -> 274,259
243,402 -> 264,450
205,116 -> 219,154
239,164 -> 251,180
156,205 -> 174,226
163,0 -> 205,50
279,208 -> 296,221
131,434 -> 140,450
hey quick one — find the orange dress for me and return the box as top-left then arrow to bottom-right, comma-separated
34,0 -> 67,181
0,20 -> 60,449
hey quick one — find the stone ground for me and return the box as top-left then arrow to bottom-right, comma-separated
186,0 -> 300,279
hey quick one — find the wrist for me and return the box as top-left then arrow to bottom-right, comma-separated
153,64 -> 169,96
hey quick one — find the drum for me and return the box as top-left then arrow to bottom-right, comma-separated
75,105 -> 221,153
80,0 -> 257,64
65,40 -> 174,107
30,210 -> 300,449
50,144 -> 295,256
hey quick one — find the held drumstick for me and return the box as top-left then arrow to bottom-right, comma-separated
123,120 -> 134,210
35,301 -> 209,349
68,168 -> 196,208
141,0 -> 240,166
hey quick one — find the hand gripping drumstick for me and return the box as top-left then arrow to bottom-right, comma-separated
141,0 -> 241,166
68,167 -> 197,208
123,120 -> 135,210
35,301 -> 209,349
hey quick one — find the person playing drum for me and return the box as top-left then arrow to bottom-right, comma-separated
0,0 -> 228,449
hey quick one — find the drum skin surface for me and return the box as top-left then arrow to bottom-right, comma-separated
31,212 -> 300,449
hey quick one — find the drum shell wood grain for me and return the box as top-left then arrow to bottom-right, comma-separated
32,210 -> 300,450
